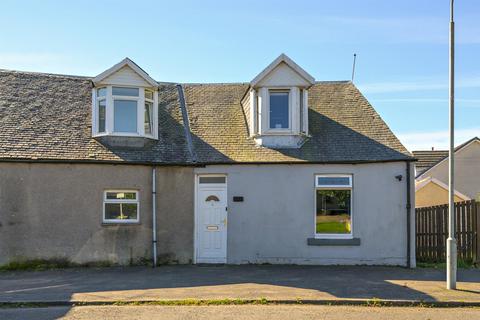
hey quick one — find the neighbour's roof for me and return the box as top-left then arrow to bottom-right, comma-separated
0,70 -> 191,164
0,69 -> 413,164
412,150 -> 449,176
413,137 -> 480,178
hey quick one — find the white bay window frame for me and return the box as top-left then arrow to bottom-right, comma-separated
92,86 -> 158,139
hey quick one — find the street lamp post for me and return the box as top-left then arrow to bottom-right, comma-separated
446,0 -> 457,290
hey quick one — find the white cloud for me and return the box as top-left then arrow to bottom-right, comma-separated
397,127 -> 480,151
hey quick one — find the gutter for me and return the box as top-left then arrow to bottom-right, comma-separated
152,167 -> 158,267
406,162 -> 412,268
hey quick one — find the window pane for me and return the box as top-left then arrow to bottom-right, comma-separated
97,87 -> 107,97
114,100 -> 137,132
269,91 -> 289,129
105,203 -> 138,220
98,99 -> 106,133
145,90 -> 154,100
199,176 -> 226,184
112,87 -> 139,97
317,176 -> 350,187
316,189 -> 351,234
144,102 -> 153,135
105,203 -> 121,220
106,192 -> 137,200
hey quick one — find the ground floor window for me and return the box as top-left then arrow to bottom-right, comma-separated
103,190 -> 139,223
315,175 -> 352,238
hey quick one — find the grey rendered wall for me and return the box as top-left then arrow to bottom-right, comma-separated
0,163 -> 194,265
195,162 -> 412,266
423,141 -> 480,199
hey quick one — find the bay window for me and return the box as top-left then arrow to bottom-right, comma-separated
315,175 -> 353,238
92,86 -> 157,138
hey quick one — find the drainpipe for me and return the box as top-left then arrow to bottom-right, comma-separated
152,167 -> 158,267
406,162 -> 412,268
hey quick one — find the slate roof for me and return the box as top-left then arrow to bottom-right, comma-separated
0,69 -> 412,164
0,70 -> 191,164
184,82 -> 412,163
412,150 -> 449,176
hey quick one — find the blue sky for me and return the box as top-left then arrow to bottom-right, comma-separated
1,0 -> 479,150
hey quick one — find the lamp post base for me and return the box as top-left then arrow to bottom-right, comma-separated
446,238 -> 457,290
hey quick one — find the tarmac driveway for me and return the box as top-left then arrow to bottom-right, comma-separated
0,265 -> 479,303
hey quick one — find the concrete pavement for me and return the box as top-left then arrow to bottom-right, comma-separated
0,265 -> 479,304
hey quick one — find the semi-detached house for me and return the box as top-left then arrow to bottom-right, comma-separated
0,54 -> 416,266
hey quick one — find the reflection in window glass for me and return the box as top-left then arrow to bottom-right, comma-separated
97,87 -> 107,97
317,176 -> 351,187
145,90 -> 154,100
106,192 -> 137,200
316,189 -> 351,234
199,176 -> 226,184
269,91 -> 289,129
104,203 -> 138,220
114,100 -> 137,132
112,87 -> 139,96
144,101 -> 153,135
98,99 -> 106,133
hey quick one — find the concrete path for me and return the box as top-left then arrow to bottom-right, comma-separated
2,305 -> 480,320
0,265 -> 479,304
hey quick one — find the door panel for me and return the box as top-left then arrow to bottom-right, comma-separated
196,184 -> 227,263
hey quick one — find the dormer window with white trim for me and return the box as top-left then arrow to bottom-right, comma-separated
92,58 -> 159,140
242,54 -> 315,148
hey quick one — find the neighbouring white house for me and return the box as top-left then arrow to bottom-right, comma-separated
0,54 -> 416,267
414,137 -> 480,208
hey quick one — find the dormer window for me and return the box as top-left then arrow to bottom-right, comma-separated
113,87 -> 139,133
242,54 -> 315,148
92,58 -> 159,140
269,90 -> 290,130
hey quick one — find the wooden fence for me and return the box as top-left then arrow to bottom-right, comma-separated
416,200 -> 480,263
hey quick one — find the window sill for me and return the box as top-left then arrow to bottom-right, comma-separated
307,238 -> 361,246
102,222 -> 141,226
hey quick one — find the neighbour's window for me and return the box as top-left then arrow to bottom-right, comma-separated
144,90 -> 154,135
94,86 -> 157,138
315,175 -> 352,238
103,190 -> 139,223
269,90 -> 289,129
97,88 -> 107,133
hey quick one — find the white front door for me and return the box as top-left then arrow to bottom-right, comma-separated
196,176 -> 227,263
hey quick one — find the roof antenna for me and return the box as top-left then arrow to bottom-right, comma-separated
351,53 -> 357,82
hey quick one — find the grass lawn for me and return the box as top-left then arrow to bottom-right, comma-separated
316,221 -> 349,233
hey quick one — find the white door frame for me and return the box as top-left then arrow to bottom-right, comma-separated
194,174 -> 228,264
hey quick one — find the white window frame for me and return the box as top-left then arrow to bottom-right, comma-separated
266,88 -> 292,132
314,174 -> 353,239
96,87 -> 107,133
92,86 -> 158,139
103,190 -> 140,224
144,89 -> 155,138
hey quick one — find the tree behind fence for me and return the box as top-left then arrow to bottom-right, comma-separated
416,200 -> 480,263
